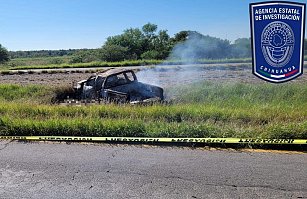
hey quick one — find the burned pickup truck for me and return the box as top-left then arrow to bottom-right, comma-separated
74,69 -> 164,103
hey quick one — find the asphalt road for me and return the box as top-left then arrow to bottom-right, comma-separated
0,141 -> 306,199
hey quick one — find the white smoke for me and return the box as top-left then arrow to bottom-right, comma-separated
136,32 -> 237,99
168,34 -> 219,62
137,33 -> 209,88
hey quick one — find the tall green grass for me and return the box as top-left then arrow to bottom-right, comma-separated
6,58 -> 252,70
0,82 -> 306,139
2,56 -> 307,71
6,56 -> 70,67
0,84 -> 53,103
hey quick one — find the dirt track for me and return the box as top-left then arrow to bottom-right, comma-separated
1,65 -> 307,87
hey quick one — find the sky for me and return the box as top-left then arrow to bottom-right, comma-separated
0,0 -> 306,51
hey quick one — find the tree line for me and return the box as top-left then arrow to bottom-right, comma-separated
73,23 -> 252,62
9,49 -> 78,59
1,23 -> 307,64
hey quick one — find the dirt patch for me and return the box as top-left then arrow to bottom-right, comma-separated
1,65 -> 307,87
0,72 -> 90,87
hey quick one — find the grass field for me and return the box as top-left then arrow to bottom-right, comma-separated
7,56 -> 71,67
0,82 -> 306,139
0,58 -> 252,70
0,54 -> 306,71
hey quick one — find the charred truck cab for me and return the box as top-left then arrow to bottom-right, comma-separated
74,69 -> 164,103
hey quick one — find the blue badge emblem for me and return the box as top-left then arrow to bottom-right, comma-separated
250,1 -> 306,83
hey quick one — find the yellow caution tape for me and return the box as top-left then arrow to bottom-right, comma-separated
0,136 -> 306,144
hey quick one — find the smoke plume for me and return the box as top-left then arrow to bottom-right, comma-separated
136,32 -> 241,99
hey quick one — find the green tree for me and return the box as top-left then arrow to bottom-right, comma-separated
104,28 -> 146,59
142,23 -> 158,51
101,23 -> 172,61
9,49 -> 78,58
70,49 -> 99,63
171,31 -> 189,44
98,44 -> 129,62
143,30 -> 172,59
169,31 -> 232,60
231,38 -> 251,58
0,44 -> 10,63
142,23 -> 158,39
141,50 -> 160,59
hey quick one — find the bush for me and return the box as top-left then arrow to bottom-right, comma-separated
141,50 -> 160,60
69,50 -> 99,63
98,45 -> 129,62
0,44 -> 10,64
49,58 -> 64,65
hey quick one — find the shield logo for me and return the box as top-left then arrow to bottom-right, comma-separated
250,1 -> 306,83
